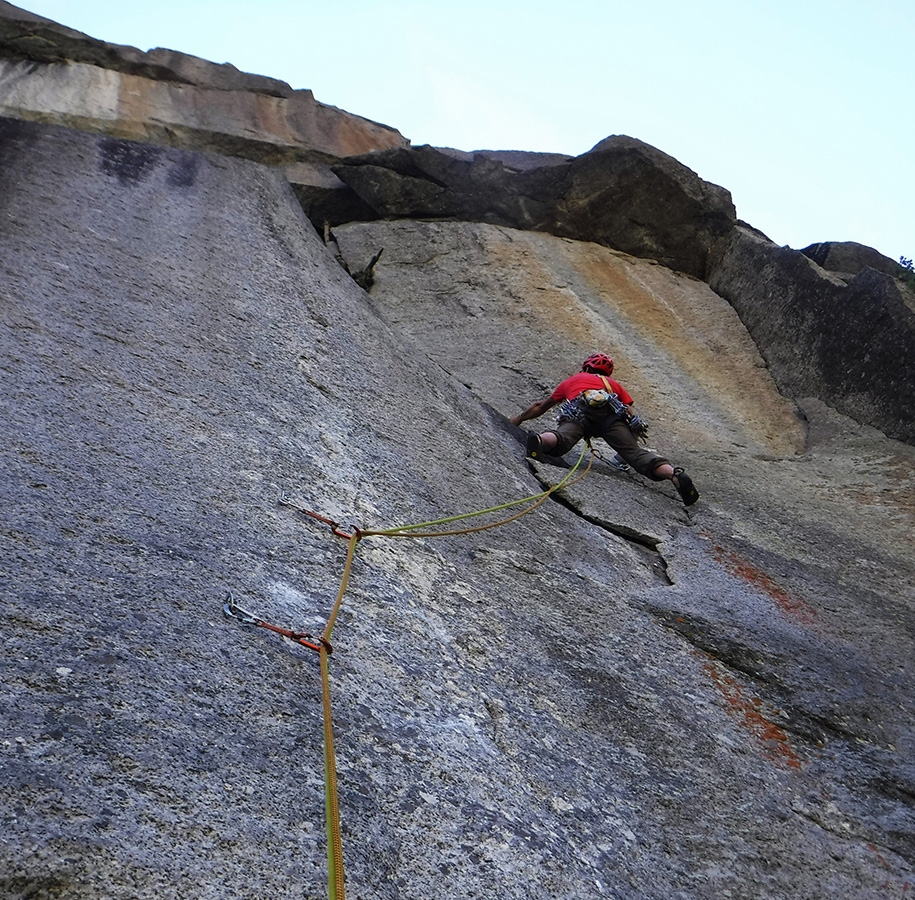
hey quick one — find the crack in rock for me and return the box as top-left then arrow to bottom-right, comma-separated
529,465 -> 672,585
648,605 -> 871,750
648,605 -> 780,682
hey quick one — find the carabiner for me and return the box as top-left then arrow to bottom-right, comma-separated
223,591 -> 262,626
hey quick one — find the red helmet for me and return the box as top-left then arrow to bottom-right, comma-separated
581,353 -> 614,376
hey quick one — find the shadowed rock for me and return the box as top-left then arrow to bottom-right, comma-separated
709,226 -> 915,443
801,240 -> 908,280
0,0 -> 296,96
332,136 -> 736,278
0,0 -> 200,84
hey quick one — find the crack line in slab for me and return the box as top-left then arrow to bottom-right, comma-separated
648,605 -> 866,749
528,464 -> 673,585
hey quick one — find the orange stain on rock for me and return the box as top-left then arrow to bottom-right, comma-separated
713,545 -> 817,626
704,662 -> 803,770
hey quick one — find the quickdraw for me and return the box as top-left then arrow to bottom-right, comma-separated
223,591 -> 332,654
224,446 -> 595,900
279,491 -> 357,539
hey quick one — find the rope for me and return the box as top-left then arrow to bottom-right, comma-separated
361,446 -> 591,538
318,530 -> 359,900
321,645 -> 344,900
226,445 -> 594,899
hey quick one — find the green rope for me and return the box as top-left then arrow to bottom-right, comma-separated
319,531 -> 361,900
312,447 -> 591,897
235,444 -> 595,900
363,447 -> 588,536
321,646 -> 345,900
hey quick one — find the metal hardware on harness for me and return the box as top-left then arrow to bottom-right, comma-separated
626,413 -> 650,443
557,398 -> 586,424
558,391 -> 627,425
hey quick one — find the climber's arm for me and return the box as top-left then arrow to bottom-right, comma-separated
509,396 -> 558,427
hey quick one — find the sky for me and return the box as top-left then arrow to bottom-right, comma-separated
20,1 -> 915,262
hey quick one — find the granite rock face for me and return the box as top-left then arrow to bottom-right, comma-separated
709,226 -> 915,444
1,3 -> 914,897
5,0 -> 910,449
2,116 -> 914,900
332,137 -> 737,278
0,0 -> 408,207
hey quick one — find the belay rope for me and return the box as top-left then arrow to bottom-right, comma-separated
224,446 -> 595,899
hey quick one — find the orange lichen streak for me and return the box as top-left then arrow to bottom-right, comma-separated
704,663 -> 803,770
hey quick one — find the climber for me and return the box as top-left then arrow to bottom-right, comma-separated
509,353 -> 700,506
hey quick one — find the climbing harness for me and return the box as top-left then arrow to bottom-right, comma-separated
558,374 -> 649,444
561,375 -> 628,422
223,446 -> 594,899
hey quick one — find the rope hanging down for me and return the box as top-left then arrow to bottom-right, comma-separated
224,446 -> 594,900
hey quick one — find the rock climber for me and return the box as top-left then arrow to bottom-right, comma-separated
509,353 -> 700,506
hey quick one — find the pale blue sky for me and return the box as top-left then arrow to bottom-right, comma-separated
20,1 -> 915,262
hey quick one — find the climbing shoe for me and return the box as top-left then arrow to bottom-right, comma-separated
673,467 -> 700,506
526,432 -> 543,459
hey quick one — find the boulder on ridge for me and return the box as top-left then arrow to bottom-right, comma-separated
800,240 -> 907,280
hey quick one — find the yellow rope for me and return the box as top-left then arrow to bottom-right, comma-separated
321,645 -> 345,900
362,447 -> 590,538
318,530 -> 359,900
240,445 -> 595,899
320,448 -> 592,895
323,531 -> 360,646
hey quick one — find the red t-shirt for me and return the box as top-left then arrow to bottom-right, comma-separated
550,372 -> 633,405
